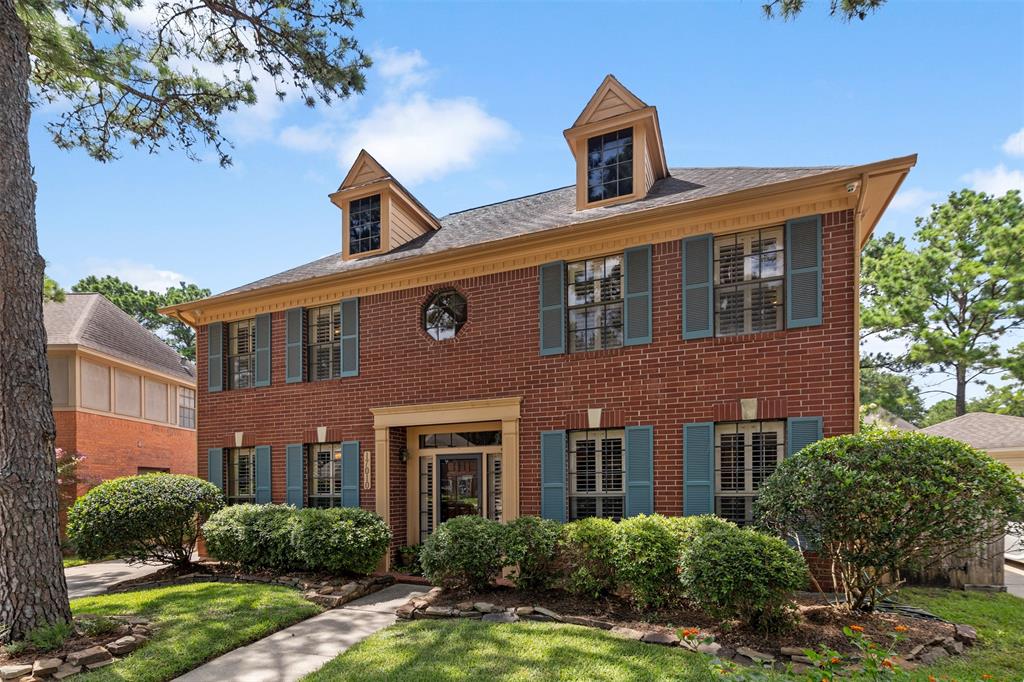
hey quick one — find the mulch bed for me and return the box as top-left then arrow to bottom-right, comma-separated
108,561 -> 362,592
432,586 -> 953,657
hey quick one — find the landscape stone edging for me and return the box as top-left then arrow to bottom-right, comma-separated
393,589 -> 976,672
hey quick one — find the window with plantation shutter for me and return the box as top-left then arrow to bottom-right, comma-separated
713,228 -> 784,337
307,304 -> 341,381
227,320 -> 256,389
714,421 -> 785,526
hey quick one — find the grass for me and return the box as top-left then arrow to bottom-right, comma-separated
62,556 -> 92,568
72,582 -> 321,681
898,588 -> 1024,681
300,619 -> 709,682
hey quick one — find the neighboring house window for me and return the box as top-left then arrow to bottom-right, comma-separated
424,290 -> 468,340
307,304 -> 341,381
714,421 -> 785,525
226,447 -> 256,504
713,227 -> 784,337
307,443 -> 343,508
227,319 -> 256,389
567,255 -> 623,353
586,127 -> 633,202
178,387 -> 195,428
568,429 -> 625,520
349,194 -> 381,254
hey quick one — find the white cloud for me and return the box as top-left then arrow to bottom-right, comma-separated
372,47 -> 431,94
278,125 -> 336,153
84,259 -> 191,292
1002,128 -> 1024,157
962,164 -> 1024,196
888,187 -> 940,213
338,94 -> 514,184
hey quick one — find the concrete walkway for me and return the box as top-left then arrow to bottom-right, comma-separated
173,582 -> 428,682
66,559 -> 165,599
1006,562 -> 1024,599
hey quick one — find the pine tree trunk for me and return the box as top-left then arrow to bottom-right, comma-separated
955,365 -> 967,417
0,0 -> 73,641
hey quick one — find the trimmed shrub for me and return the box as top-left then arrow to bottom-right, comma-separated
756,430 -> 1024,610
559,517 -> 618,598
291,507 -> 391,575
503,516 -> 562,590
679,524 -> 808,630
203,504 -> 298,571
664,514 -> 738,545
67,474 -> 223,567
612,514 -> 684,609
420,515 -> 506,590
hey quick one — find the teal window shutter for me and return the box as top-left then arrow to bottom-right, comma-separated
340,298 -> 359,377
341,441 -> 360,507
539,430 -> 566,521
683,423 -> 714,516
624,425 -> 653,516
285,308 -> 304,384
254,314 -> 271,387
623,245 -> 652,346
207,448 -> 224,493
682,235 -> 714,339
786,215 -> 823,328
538,262 -> 565,356
285,444 -> 304,507
255,445 -> 272,503
787,416 -> 823,457
207,323 -> 223,393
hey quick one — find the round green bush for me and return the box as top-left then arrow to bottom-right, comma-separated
502,516 -> 562,590
612,514 -> 685,609
67,473 -> 223,567
679,524 -> 808,630
756,430 -> 1024,610
203,504 -> 298,571
420,515 -> 506,590
559,517 -> 618,598
291,507 -> 391,575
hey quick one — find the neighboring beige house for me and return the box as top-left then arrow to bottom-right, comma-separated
922,412 -> 1024,564
863,406 -> 918,431
45,293 -> 198,493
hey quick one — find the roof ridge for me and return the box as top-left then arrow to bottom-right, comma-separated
68,293 -> 100,343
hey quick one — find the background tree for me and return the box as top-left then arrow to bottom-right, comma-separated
71,276 -> 209,360
43,273 -> 64,302
860,366 -> 926,426
861,189 -> 1024,417
762,0 -> 885,21
1,0 -> 369,641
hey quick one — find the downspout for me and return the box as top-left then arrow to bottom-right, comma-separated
852,173 -> 870,433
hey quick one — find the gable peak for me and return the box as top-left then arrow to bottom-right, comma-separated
338,149 -> 393,191
573,74 -> 649,128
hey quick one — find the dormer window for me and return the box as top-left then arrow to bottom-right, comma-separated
587,127 -> 633,203
349,194 -> 382,255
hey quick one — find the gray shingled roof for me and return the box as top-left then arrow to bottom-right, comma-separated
921,412 -> 1024,450
44,293 -> 195,382
220,165 -> 846,297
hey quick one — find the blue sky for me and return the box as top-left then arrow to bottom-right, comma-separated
32,1 -> 1024,402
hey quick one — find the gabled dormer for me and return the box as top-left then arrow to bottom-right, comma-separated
330,150 -> 441,260
564,75 -> 669,211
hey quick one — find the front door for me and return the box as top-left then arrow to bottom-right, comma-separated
438,455 -> 482,522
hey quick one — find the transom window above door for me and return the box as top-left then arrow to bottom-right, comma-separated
567,254 -> 624,353
714,420 -> 785,525
713,227 -> 784,337
568,429 -> 625,521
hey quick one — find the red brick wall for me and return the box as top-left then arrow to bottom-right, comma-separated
55,409 -> 197,494
198,209 -> 857,524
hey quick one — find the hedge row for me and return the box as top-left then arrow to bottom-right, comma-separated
202,504 -> 391,575
420,514 -> 808,628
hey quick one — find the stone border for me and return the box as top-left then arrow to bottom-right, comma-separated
394,590 -> 976,673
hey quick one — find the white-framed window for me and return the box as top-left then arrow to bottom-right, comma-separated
714,421 -> 785,525
227,319 -> 256,389
568,429 -> 625,520
307,443 -> 343,508
177,387 -> 195,429
307,304 -> 341,382
226,447 -> 255,505
713,227 -> 784,337
566,255 -> 624,353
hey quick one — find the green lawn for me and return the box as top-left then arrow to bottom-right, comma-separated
301,590 -> 1024,682
899,588 -> 1024,681
62,556 -> 91,568
72,582 -> 321,681
301,619 -> 710,682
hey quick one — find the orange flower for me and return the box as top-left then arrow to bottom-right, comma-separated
849,624 -> 864,632
680,627 -> 701,638
881,659 -> 893,669
894,625 -> 908,633
830,657 -> 841,664
928,677 -> 938,682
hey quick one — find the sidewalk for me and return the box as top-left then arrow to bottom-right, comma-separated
173,582 -> 428,682
65,560 -> 164,599
1006,562 -> 1024,599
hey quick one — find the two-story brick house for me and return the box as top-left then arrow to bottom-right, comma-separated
163,76 -> 915,568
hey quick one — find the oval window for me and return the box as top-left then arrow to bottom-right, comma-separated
424,290 -> 467,340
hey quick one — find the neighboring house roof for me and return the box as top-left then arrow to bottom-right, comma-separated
921,412 -> 1024,451
863,406 -> 918,431
44,293 -> 195,382
220,165 -> 845,297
